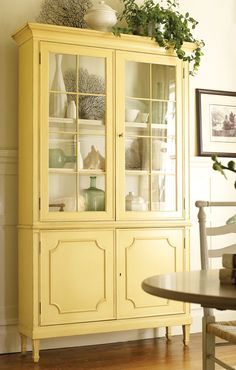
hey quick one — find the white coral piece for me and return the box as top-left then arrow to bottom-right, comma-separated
37,0 -> 92,29
64,67 -> 105,120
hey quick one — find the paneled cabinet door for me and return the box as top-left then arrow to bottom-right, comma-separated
40,42 -> 114,221
117,228 -> 186,318
40,230 -> 114,325
116,51 -> 184,220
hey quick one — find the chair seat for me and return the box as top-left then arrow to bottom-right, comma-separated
207,321 -> 236,343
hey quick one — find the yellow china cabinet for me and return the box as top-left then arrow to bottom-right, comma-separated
13,23 -> 193,362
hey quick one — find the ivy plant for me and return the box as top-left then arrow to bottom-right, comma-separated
113,0 -> 204,75
212,154 -> 236,189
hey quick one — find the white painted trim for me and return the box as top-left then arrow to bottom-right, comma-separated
190,156 -> 212,169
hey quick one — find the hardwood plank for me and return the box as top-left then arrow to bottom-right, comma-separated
0,334 -> 235,369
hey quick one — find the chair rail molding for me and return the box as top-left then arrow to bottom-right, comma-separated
0,148 -> 18,175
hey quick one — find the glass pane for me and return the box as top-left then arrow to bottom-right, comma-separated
49,53 -> 77,119
123,59 -> 179,214
79,95 -> 105,121
49,53 -> 77,93
47,52 -> 107,214
125,98 -> 150,121
125,123 -> 149,137
152,138 -> 167,171
49,115 -> 77,132
152,174 -> 176,211
49,173 -> 77,212
125,175 -> 149,211
152,65 -> 176,100
49,133 -> 77,170
79,56 -> 105,94
152,138 -> 176,172
140,138 -> 150,171
125,138 -> 142,171
125,61 -> 150,98
152,101 -> 175,125
80,136 -> 105,172
80,175 -> 105,211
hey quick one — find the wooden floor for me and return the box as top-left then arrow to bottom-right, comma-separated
0,333 -> 236,370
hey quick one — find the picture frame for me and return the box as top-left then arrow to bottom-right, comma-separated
196,89 -> 236,157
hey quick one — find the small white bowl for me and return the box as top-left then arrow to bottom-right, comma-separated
125,109 -> 140,122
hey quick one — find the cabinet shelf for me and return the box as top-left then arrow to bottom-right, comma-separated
49,117 -> 106,136
125,122 -> 168,129
49,168 -> 105,175
125,169 -> 175,176
50,117 -> 104,126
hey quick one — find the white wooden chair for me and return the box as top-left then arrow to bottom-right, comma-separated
196,200 -> 236,370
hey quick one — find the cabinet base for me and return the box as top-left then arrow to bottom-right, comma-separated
19,317 -> 192,362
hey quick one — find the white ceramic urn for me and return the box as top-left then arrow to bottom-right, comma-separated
84,1 -> 117,31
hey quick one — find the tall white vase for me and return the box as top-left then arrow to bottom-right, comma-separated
49,54 -> 67,117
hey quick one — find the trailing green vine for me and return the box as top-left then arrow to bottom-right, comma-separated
212,154 -> 236,189
113,0 -> 204,75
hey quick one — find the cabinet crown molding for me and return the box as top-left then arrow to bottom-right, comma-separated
12,22 -> 196,55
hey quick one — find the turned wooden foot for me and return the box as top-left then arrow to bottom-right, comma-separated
32,339 -> 40,363
165,326 -> 172,341
182,324 -> 190,346
20,334 -> 27,355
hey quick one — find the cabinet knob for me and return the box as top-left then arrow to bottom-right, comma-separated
118,133 -> 124,138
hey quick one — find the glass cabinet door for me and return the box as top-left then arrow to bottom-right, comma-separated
40,43 -> 114,220
116,52 -> 183,219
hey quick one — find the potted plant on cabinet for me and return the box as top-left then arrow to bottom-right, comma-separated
113,0 -> 204,75
212,155 -> 236,189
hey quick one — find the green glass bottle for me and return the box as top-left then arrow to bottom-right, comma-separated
83,176 -> 105,211
49,148 -> 76,168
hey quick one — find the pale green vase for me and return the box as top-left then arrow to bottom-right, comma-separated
49,148 -> 76,168
83,176 -> 105,211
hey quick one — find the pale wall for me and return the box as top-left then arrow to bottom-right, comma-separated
1,0 -> 236,354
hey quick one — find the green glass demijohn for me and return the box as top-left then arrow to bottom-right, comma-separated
83,176 -> 105,211
49,148 -> 76,168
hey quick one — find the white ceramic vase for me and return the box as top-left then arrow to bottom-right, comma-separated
66,100 -> 76,119
49,54 -> 67,117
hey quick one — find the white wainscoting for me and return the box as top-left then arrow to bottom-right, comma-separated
1,153 -> 235,354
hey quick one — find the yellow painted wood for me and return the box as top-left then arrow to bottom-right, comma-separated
13,23 -> 192,361
32,339 -> 40,363
40,230 -> 114,325
12,23 -> 195,55
165,326 -> 172,341
117,228 -> 187,318
18,229 -> 34,331
17,40 -> 34,225
183,324 -> 191,345
20,334 -> 27,354
19,313 -> 191,340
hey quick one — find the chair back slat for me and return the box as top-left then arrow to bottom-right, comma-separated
196,201 -> 236,269
207,224 -> 236,236
208,244 -> 236,258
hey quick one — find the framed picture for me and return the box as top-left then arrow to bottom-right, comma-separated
196,89 -> 236,157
